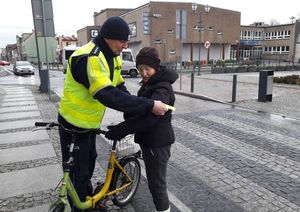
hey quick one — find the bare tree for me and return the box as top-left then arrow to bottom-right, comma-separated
269,18 -> 280,26
290,16 -> 296,23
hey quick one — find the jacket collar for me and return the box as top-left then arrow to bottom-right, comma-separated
93,36 -> 117,59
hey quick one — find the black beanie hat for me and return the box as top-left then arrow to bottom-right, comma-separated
136,47 -> 161,71
100,16 -> 130,41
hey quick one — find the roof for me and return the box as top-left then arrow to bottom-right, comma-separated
61,35 -> 77,41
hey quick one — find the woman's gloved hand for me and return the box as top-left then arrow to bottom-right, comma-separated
105,125 -> 126,141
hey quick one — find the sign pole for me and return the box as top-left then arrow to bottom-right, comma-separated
41,0 -> 51,100
31,0 -> 55,100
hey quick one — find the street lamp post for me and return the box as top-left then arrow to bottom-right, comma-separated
192,3 -> 210,76
236,39 -> 240,61
190,3 -> 210,93
217,31 -> 223,65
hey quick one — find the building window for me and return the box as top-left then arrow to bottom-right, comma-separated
143,12 -> 150,35
169,49 -> 176,55
128,22 -> 137,37
277,46 -> 280,52
176,10 -> 187,40
167,29 -> 174,34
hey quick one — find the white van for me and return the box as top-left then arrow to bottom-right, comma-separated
62,45 -> 80,73
120,49 -> 138,78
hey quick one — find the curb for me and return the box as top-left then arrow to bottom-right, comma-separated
174,90 -> 299,121
174,90 -> 229,105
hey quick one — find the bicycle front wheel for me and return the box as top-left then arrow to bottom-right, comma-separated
49,201 -> 65,212
111,156 -> 141,207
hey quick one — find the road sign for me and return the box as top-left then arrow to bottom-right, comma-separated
204,41 -> 210,49
31,0 -> 55,37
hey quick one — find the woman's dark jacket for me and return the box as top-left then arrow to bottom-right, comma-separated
114,66 -> 178,147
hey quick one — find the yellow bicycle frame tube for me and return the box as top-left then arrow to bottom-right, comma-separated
65,150 -> 134,209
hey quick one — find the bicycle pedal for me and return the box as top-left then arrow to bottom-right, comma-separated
94,204 -> 109,212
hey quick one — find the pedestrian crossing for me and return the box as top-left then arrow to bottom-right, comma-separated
0,86 -> 61,211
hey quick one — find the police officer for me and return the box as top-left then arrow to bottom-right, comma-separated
58,16 -> 168,211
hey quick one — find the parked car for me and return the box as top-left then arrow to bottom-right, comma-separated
0,60 -> 10,66
13,61 -> 35,75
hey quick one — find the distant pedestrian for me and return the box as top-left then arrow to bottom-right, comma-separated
105,47 -> 178,212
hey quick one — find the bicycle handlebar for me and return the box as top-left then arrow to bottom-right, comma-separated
34,121 -> 107,135
35,121 -> 59,127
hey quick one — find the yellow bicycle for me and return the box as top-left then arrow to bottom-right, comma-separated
34,121 -> 141,211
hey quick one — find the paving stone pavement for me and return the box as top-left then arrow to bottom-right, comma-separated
173,71 -> 300,120
0,71 -> 300,212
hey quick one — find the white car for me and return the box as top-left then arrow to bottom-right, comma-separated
13,61 -> 35,75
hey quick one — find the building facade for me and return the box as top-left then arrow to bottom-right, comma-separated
91,1 -> 240,64
76,9 -> 132,47
77,26 -> 100,47
23,33 -> 57,64
239,21 -> 300,63
57,35 -> 78,49
93,8 -> 132,26
123,2 -> 238,64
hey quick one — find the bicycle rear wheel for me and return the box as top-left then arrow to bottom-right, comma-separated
111,156 -> 141,207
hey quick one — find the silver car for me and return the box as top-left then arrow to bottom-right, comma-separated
13,61 -> 35,75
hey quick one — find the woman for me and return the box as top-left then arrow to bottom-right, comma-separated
105,47 -> 178,212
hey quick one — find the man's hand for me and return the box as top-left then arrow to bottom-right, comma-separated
152,100 -> 168,116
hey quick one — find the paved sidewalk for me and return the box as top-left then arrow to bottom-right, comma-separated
0,85 -> 61,211
0,85 -> 119,211
173,71 -> 300,119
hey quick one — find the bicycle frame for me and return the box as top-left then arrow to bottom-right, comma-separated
57,140 -> 134,210
34,122 -> 139,211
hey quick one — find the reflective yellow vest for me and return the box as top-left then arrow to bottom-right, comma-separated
59,41 -> 124,129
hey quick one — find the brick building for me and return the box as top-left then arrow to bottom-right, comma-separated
239,21 -> 300,63
79,1 -> 240,64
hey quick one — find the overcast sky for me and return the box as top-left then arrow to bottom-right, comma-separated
0,0 -> 299,48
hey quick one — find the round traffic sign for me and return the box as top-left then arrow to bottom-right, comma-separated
204,41 -> 210,49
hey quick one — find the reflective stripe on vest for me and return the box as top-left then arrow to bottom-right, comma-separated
59,42 -> 123,129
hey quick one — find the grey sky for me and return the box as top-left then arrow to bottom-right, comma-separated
0,0 -> 299,48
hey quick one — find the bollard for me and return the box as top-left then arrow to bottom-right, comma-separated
232,74 -> 237,102
39,69 -> 49,93
258,70 -> 273,102
191,71 -> 195,93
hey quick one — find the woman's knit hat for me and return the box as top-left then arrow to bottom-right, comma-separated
100,16 -> 130,41
136,47 -> 161,71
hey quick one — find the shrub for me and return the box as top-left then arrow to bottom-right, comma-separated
273,75 -> 300,85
